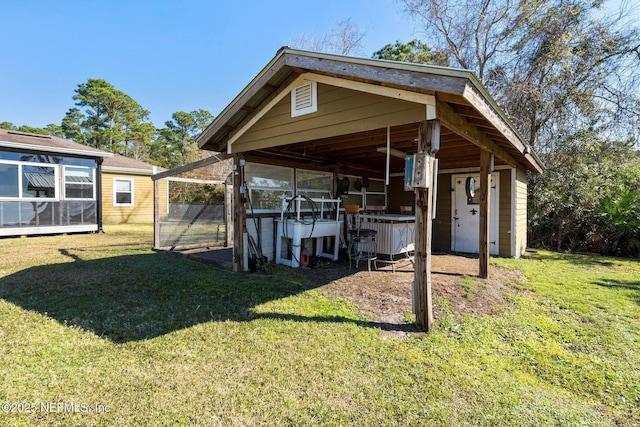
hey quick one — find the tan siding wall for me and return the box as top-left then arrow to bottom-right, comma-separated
514,167 -> 528,257
156,179 -> 169,221
498,169 -> 512,257
233,83 -> 427,153
102,172 -> 162,224
433,172 -> 452,252
387,177 -> 414,213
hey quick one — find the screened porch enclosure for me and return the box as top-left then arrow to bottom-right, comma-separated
0,146 -> 103,236
0,200 -> 96,228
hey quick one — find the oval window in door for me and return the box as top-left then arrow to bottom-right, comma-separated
465,177 -> 477,204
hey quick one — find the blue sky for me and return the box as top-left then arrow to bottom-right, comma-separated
0,0 -> 420,129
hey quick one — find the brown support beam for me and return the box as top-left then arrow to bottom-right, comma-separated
233,155 -> 246,272
479,150 -> 492,278
414,120 -> 439,331
436,100 -> 517,168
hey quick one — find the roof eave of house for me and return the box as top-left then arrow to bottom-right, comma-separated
0,140 -> 114,159
102,166 -> 154,175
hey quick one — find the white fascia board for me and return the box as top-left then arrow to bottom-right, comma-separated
102,166 -> 153,176
0,141 -> 113,158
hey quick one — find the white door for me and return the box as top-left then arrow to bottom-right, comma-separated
451,173 -> 500,255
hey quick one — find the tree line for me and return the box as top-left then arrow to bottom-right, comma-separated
374,0 -> 640,257
3,0 -> 639,256
1,78 -> 211,170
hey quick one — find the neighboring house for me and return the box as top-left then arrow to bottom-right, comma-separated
102,154 -> 167,225
0,129 -> 112,236
0,130 -> 167,236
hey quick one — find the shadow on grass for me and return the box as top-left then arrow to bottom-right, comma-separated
592,278 -> 640,305
523,250 -> 618,268
0,250 -> 408,343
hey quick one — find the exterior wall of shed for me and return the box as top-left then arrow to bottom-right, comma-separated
102,172 -> 166,224
231,83 -> 429,153
432,173 -> 452,253
498,169 -> 512,257
513,167 -> 528,257
429,168 -> 519,257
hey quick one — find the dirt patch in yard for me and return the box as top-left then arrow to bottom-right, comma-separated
297,254 -> 527,337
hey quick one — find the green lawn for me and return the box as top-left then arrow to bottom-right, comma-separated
0,224 -> 638,426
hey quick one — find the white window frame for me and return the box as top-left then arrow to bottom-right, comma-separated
63,166 -> 96,200
0,160 -> 60,201
245,163 -> 294,213
295,168 -> 333,199
113,177 -> 134,207
340,175 -> 387,208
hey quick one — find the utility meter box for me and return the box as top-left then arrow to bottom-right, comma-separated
404,153 -> 430,190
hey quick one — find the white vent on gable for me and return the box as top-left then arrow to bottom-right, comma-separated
291,81 -> 317,117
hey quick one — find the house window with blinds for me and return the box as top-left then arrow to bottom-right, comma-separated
113,178 -> 134,206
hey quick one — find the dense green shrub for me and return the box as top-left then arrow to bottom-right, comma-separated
528,141 -> 639,257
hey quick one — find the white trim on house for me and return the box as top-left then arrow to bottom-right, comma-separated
0,140 -> 113,159
0,224 -> 98,237
102,166 -> 154,176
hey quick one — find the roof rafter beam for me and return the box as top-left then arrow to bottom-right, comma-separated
436,100 -> 518,168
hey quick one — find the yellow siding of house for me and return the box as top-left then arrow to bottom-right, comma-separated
102,173 -> 164,224
232,83 -> 428,153
514,167 -> 528,257
498,169 -> 512,257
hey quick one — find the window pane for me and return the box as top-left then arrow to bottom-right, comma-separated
116,193 -> 132,204
341,194 -> 362,208
367,179 -> 385,192
65,167 -> 94,199
296,169 -> 332,191
115,179 -> 132,192
245,163 -> 292,189
365,193 -> 386,206
246,189 -> 292,211
0,164 -> 19,197
22,165 -> 55,198
66,184 -> 94,199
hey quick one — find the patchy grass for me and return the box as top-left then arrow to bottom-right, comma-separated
0,225 -> 638,426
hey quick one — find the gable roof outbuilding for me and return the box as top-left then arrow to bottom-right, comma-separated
197,48 -> 543,175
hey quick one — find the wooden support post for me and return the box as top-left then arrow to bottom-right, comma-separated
414,120 -> 439,331
233,155 -> 246,272
479,150 -> 492,278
